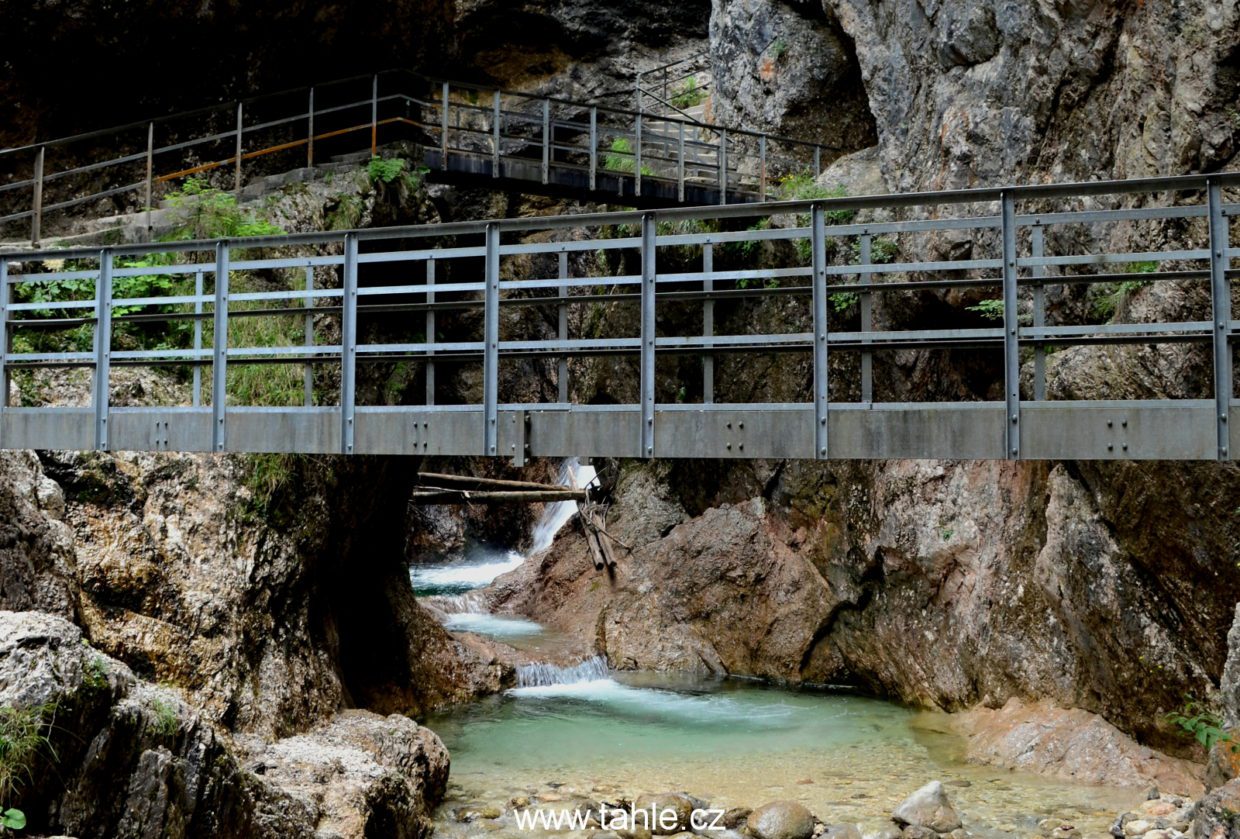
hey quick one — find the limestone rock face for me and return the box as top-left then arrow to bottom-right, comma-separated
708,0 -> 875,151
0,610 -> 451,839
0,451 -> 77,620
1191,778 -> 1240,839
950,699 -> 1205,796
891,782 -> 961,834
823,0 -> 1240,190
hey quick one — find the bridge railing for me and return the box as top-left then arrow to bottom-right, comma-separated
1,71 -> 829,246
0,173 -> 1235,460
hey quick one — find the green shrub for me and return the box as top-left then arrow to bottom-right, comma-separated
149,698 -> 180,738
967,298 -> 1006,321
670,76 -> 706,110
0,702 -> 55,831
1166,698 -> 1234,752
164,177 -> 284,241
604,138 -> 653,176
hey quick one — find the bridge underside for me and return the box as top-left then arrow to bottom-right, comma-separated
2,402 -> 1232,462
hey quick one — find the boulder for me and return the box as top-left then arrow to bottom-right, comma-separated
746,800 -> 816,839
1191,778 -> 1240,839
892,782 -> 962,833
633,792 -> 694,835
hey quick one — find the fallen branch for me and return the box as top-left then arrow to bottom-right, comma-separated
410,489 -> 587,504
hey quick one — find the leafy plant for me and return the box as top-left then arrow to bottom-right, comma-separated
1166,698 -> 1234,752
670,76 -> 706,110
164,177 -> 284,241
770,38 -> 788,60
366,157 -> 427,191
0,702 -> 56,831
968,298 -> 1006,321
604,138 -> 653,176
149,698 -> 180,738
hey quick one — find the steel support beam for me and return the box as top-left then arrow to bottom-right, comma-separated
641,213 -> 657,457
144,123 -> 154,240
703,242 -> 714,404
1001,190 -> 1021,459
483,224 -> 500,455
859,233 -> 873,403
541,99 -> 551,185
589,108 -> 598,192
303,266 -> 315,408
635,114 -> 643,197
1208,179 -> 1233,460
718,129 -> 728,205
426,257 -> 436,406
31,146 -> 44,247
341,234 -> 359,454
193,270 -> 204,407
0,261 -> 7,413
759,135 -> 768,202
492,91 -> 502,178
1031,224 -> 1047,401
93,249 -> 113,451
558,251 -> 569,404
212,243 -> 230,452
678,122 -> 686,203
811,204 -> 829,458
308,88 -> 316,167
371,75 -> 379,156
234,102 -> 244,197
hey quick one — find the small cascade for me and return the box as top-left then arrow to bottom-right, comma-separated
515,655 -> 610,687
423,591 -> 489,614
530,457 -> 598,554
409,550 -> 524,596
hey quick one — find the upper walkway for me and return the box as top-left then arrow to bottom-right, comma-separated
1,70 -> 830,246
0,171 -> 1235,462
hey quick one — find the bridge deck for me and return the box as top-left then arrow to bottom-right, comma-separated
0,171 -> 1236,461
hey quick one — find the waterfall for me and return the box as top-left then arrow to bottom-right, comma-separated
515,655 -> 610,687
423,591 -> 489,614
529,457 -> 598,554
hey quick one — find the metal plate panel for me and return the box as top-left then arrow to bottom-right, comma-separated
1,408 -> 94,451
1022,402 -> 1216,460
227,409 -> 340,454
354,408 -> 485,456
657,409 -> 815,459
829,404 -> 1006,460
527,409 -> 643,458
110,409 -> 214,453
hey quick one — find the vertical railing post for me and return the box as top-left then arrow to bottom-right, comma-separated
31,146 -> 45,247
93,249 -> 113,452
483,224 -> 501,456
558,250 -> 569,404
192,270 -> 204,407
440,82 -> 450,171
370,75 -> 379,156
303,266 -> 315,408
0,260 -> 8,412
759,135 -> 768,201
1000,190 -> 1021,460
307,87 -> 316,167
859,233 -> 874,403
811,204 -> 828,459
212,243 -> 230,452
718,129 -> 728,206
677,122 -> 686,203
1208,179 -> 1233,460
341,235 -> 359,455
144,123 -> 155,240
814,145 -> 822,178
425,257 -> 436,406
640,213 -> 657,458
635,113 -> 643,197
234,102 -> 244,197
492,91 -> 502,179
634,73 -> 643,115
589,107 -> 598,192
703,243 -> 714,404
1031,224 -> 1047,401
541,99 -> 551,185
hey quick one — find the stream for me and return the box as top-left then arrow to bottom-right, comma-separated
409,461 -> 1142,838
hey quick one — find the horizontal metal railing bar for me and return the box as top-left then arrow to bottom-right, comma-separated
1018,249 -> 1209,267
7,172 -> 1240,263
1016,205 -> 1209,226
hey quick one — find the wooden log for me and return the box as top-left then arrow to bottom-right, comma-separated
586,508 -> 618,569
584,526 -> 607,571
416,472 -> 581,493
410,489 -> 587,504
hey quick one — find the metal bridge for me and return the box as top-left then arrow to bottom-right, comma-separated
1,70 -> 830,246
0,171 -> 1235,462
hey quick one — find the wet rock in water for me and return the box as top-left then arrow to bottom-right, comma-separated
747,800 -> 816,839
821,824 -> 863,839
633,792 -> 694,835
869,827 -> 903,839
722,807 -> 752,828
901,827 -> 940,839
892,781 -> 963,834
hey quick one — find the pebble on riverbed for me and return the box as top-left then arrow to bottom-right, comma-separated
1108,790 -> 1196,839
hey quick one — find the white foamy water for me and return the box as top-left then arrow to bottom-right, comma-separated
409,550 -> 524,595
515,655 -> 610,687
530,457 -> 598,554
442,612 -> 545,637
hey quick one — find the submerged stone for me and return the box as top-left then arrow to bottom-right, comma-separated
892,781 -> 963,833
747,800 -> 816,839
